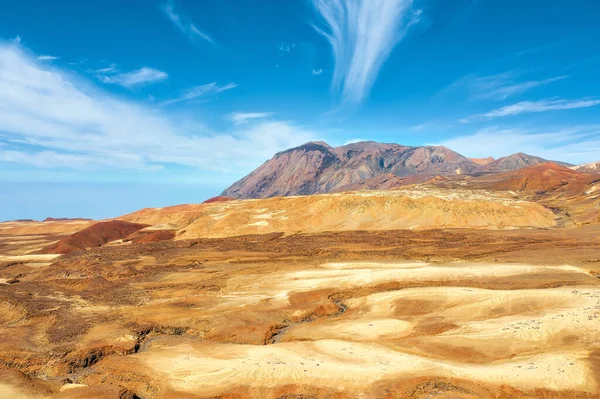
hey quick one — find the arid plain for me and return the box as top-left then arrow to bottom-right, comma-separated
2,143 -> 600,399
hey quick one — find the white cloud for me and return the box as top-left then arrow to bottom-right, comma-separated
310,0 -> 416,105
163,1 -> 215,46
461,98 -> 600,123
344,138 -> 367,145
0,43 -> 316,175
439,126 -> 600,164
230,112 -> 274,125
162,82 -> 237,105
93,64 -> 117,74
100,67 -> 168,88
312,68 -> 323,76
38,54 -> 59,61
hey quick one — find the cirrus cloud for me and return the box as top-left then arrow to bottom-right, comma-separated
460,98 -> 600,123
310,0 -> 418,105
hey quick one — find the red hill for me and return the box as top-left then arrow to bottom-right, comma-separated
203,196 -> 235,204
41,220 -> 149,254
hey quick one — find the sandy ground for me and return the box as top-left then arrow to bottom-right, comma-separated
1,227 -> 600,398
121,262 -> 599,396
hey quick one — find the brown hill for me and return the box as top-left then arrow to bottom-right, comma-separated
128,229 -> 176,243
466,162 -> 600,196
41,220 -> 149,254
120,189 -> 556,239
203,196 -> 235,204
222,141 -> 479,198
469,157 -> 495,166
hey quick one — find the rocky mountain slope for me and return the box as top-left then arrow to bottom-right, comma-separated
222,141 -> 480,198
222,141 -> 574,199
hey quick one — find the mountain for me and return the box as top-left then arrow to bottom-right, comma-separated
222,141 -> 479,199
469,157 -> 495,166
570,161 -> 600,174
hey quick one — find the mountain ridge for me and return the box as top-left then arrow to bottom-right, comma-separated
222,141 -> 573,199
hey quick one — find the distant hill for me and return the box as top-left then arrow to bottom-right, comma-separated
469,157 -> 495,166
465,162 -> 600,196
570,161 -> 600,174
475,153 -> 559,174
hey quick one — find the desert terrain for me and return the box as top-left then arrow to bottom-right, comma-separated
2,142 -> 600,398
1,188 -> 600,398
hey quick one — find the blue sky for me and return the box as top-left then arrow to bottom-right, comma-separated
1,0 -> 600,220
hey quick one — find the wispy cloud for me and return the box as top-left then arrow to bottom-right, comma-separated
277,42 -> 295,53
100,67 -> 168,88
0,44 -> 315,173
460,98 -> 600,123
344,138 -> 367,145
312,68 -> 323,76
67,58 -> 87,66
440,126 -> 600,163
93,64 -> 117,74
445,71 -> 569,102
230,112 -> 274,125
310,0 -> 416,105
162,82 -> 237,106
410,123 -> 430,131
163,1 -> 215,46
516,42 -> 562,57
37,54 -> 58,61
470,72 -> 568,101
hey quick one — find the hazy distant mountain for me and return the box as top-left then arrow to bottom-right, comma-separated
475,153 -> 556,174
469,157 -> 495,166
570,161 -> 600,174
222,141 -> 479,198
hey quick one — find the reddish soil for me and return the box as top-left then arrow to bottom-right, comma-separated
202,196 -> 235,204
129,229 -> 176,243
40,220 -> 149,254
